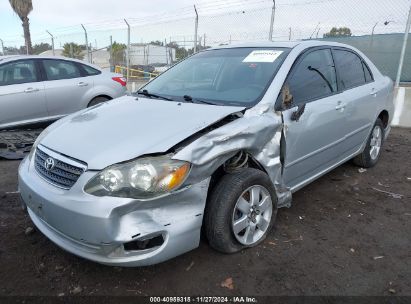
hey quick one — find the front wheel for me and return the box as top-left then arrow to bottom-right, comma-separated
204,168 -> 278,253
353,118 -> 384,168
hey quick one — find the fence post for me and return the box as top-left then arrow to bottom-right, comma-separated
165,38 -> 168,65
81,24 -> 89,62
0,39 -> 4,55
194,5 -> 199,53
124,19 -> 131,84
46,30 -> 55,56
268,0 -> 276,41
395,5 -> 411,88
109,36 -> 113,71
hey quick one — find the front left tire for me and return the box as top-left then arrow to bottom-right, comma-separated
204,168 -> 278,254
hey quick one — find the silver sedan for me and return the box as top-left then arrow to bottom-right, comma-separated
18,41 -> 394,266
0,55 -> 127,129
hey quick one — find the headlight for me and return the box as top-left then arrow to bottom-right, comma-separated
28,127 -> 52,161
84,155 -> 191,199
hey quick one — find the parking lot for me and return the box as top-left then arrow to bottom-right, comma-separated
0,127 -> 410,297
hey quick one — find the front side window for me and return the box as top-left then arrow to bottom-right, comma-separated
285,49 -> 337,105
0,60 -> 38,86
43,60 -> 81,81
141,47 -> 290,107
333,49 -> 366,90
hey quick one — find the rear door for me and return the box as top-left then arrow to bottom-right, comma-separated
279,48 -> 350,190
0,59 -> 47,127
332,48 -> 378,152
41,59 -> 92,117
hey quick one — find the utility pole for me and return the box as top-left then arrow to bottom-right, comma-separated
46,30 -> 55,56
371,22 -> 378,37
395,5 -> 411,87
268,0 -> 276,41
288,28 -> 292,41
0,39 -> 5,56
124,19 -> 131,84
81,24 -> 89,62
194,5 -> 199,53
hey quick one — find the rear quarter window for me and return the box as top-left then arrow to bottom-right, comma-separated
81,64 -> 101,76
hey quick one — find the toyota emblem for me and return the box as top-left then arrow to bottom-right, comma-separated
44,157 -> 55,171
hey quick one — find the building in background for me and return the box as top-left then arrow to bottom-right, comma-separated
129,43 -> 176,66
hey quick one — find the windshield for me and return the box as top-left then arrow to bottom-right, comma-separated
141,47 -> 290,107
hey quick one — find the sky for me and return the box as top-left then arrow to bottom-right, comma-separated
0,0 -> 409,49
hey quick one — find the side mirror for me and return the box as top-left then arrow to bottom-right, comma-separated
291,103 -> 306,122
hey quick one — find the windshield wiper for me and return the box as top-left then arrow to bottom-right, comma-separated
137,89 -> 174,101
183,95 -> 215,105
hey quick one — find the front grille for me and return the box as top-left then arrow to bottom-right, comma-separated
34,147 -> 85,189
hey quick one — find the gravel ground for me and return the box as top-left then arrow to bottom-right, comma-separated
0,128 -> 410,297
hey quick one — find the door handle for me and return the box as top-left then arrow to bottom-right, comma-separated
370,88 -> 377,96
77,82 -> 89,87
335,101 -> 346,111
24,87 -> 39,93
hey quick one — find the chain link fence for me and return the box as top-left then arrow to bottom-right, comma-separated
1,0 -> 410,82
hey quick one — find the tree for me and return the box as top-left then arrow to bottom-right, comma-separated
108,41 -> 126,65
150,40 -> 164,46
323,27 -> 352,38
9,0 -> 33,54
32,42 -> 51,55
62,42 -> 84,60
166,41 -> 189,61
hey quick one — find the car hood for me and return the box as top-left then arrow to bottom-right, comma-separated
40,96 -> 245,169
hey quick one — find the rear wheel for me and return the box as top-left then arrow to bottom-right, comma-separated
204,168 -> 277,253
88,96 -> 110,107
353,118 -> 384,168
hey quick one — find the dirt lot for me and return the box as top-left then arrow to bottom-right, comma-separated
0,128 -> 410,297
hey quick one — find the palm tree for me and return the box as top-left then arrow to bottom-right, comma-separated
9,0 -> 33,54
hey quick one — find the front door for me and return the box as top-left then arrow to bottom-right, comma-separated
0,59 -> 47,128
280,48 -> 349,190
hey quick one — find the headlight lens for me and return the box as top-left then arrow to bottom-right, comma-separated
84,155 -> 190,199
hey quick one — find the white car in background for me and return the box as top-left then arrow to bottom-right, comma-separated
0,56 -> 127,129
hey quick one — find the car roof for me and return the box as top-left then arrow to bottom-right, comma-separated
209,40 -> 356,51
0,55 -> 101,70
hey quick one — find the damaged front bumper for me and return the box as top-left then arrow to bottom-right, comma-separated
18,156 -> 210,266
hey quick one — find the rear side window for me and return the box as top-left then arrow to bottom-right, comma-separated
43,59 -> 81,80
286,48 -> 337,105
0,60 -> 38,86
81,64 -> 101,76
333,50 -> 366,90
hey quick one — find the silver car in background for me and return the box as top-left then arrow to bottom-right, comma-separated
0,56 -> 127,129
18,41 -> 394,266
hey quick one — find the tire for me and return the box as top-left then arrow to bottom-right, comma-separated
353,118 -> 385,168
88,96 -> 110,107
204,168 -> 278,253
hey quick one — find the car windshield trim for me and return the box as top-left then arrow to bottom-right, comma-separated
140,47 -> 291,108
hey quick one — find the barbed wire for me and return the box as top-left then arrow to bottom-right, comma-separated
1,0 -> 409,49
